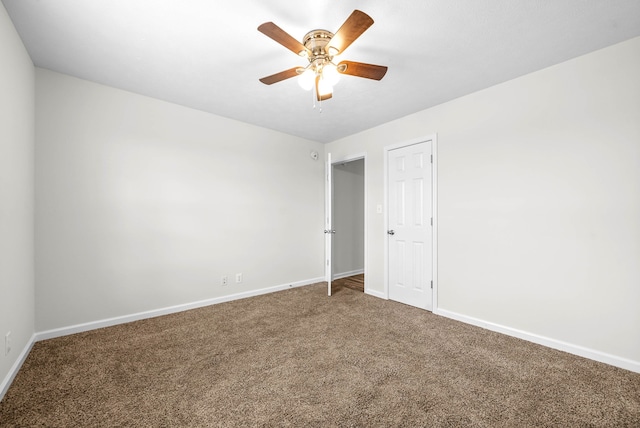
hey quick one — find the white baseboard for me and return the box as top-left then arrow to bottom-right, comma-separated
0,333 -> 36,402
36,277 -> 324,342
365,288 -> 386,299
435,308 -> 640,374
332,269 -> 364,280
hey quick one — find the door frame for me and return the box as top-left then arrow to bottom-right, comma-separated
326,152 -> 368,295
383,135 -> 438,311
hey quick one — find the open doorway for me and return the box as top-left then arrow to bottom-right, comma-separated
331,158 -> 365,293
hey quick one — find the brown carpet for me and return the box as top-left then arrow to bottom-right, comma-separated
1,283 -> 639,427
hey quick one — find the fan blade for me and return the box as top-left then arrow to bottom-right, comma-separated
325,10 -> 374,55
259,67 -> 301,85
258,22 -> 310,57
338,61 -> 388,80
315,75 -> 333,101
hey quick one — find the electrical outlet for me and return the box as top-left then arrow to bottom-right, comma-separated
235,273 -> 243,283
221,276 -> 228,286
5,331 -> 11,356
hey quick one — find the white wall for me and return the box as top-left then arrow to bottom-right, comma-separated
327,37 -> 640,368
35,69 -> 325,332
332,159 -> 365,277
0,3 -> 35,396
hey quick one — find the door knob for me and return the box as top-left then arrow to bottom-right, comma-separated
387,230 -> 395,235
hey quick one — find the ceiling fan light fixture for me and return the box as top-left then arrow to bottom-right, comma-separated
322,62 -> 340,87
258,10 -> 387,104
298,68 -> 315,90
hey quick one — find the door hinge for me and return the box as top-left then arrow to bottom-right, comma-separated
430,154 -> 433,164
430,280 -> 433,289
430,217 -> 433,226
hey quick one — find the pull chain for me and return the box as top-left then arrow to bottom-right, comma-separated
312,87 -> 323,113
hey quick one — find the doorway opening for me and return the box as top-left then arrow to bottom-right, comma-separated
329,157 -> 365,295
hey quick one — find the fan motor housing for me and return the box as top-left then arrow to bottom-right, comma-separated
303,30 -> 334,57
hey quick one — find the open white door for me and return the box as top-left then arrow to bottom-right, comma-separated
325,153 -> 334,296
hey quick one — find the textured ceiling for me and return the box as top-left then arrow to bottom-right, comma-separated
4,0 -> 640,143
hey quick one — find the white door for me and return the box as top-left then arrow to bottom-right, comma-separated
387,141 -> 433,310
325,153 -> 334,296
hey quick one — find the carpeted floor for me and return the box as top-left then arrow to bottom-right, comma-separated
1,282 -> 639,427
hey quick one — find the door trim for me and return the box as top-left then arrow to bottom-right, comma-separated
325,153 -> 332,295
330,152 -> 368,294
383,135 -> 438,311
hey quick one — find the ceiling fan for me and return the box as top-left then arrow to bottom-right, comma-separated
257,10 -> 388,101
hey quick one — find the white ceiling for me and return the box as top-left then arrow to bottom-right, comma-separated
4,0 -> 640,143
